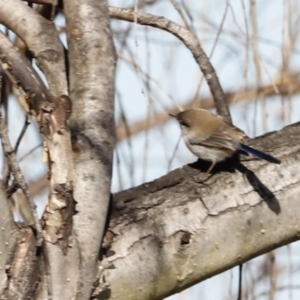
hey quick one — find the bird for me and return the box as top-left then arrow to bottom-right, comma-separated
169,108 -> 280,173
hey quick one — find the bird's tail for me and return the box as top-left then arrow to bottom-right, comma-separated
240,144 -> 281,164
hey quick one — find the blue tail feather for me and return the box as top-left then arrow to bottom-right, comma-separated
240,144 -> 280,164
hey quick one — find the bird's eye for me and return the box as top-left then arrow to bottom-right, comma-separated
179,121 -> 189,127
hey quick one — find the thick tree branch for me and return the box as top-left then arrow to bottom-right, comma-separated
99,122 -> 299,299
109,6 -> 231,122
0,32 -> 51,112
0,29 -> 78,300
64,0 -> 117,299
0,182 -> 17,292
3,228 -> 40,299
0,0 -> 68,96
0,181 -> 40,299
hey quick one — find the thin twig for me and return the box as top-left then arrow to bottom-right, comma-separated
192,0 -> 229,109
250,0 -> 267,135
281,0 -> 293,125
181,0 -> 194,24
240,0 -> 251,133
0,110 -> 42,245
133,0 -> 149,106
18,143 -> 43,162
14,113 -> 31,154
170,0 -> 194,34
116,93 -> 135,188
237,264 -> 243,300
118,52 -> 181,111
167,133 -> 181,172
4,98 -> 31,191
109,6 -> 231,123
209,0 -> 229,59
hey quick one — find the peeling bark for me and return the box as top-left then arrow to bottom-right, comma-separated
0,31 -> 80,298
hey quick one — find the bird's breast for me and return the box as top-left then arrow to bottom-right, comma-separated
187,143 -> 233,162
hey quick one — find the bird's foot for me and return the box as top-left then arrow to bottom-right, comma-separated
192,173 -> 213,186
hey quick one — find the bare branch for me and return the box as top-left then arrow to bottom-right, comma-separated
109,6 -> 231,122
0,32 -> 51,114
18,143 -> 43,162
250,0 -> 267,134
0,111 -> 42,242
0,0 -> 67,96
170,0 -> 194,33
14,114 -> 31,154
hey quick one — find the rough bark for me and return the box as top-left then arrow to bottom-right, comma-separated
98,122 -> 300,300
0,0 -> 68,96
0,181 -> 41,299
64,0 -> 117,299
0,182 -> 17,293
0,27 -> 78,300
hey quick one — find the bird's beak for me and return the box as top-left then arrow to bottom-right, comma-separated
169,113 -> 177,118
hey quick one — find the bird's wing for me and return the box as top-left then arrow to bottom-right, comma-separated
190,133 -> 237,150
190,122 -> 244,151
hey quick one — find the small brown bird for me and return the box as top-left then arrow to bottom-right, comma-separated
170,108 -> 280,173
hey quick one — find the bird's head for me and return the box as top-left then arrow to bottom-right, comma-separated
169,109 -> 205,129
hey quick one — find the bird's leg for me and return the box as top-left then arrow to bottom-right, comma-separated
192,161 -> 216,185
206,161 -> 216,174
